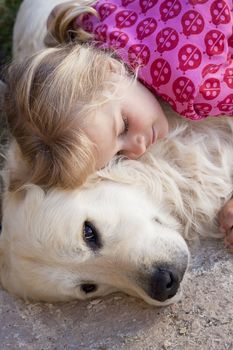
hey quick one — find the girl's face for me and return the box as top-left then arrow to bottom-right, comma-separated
81,76 -> 169,169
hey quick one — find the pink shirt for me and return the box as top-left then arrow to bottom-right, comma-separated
76,0 -> 233,119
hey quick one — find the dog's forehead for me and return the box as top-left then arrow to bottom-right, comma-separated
80,181 -> 154,211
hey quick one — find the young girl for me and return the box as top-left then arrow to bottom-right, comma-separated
46,0 -> 233,120
4,0 -> 233,243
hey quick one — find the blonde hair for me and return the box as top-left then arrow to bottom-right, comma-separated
5,43 -> 130,190
44,0 -> 98,47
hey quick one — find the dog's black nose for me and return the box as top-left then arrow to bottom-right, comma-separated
150,267 -> 180,302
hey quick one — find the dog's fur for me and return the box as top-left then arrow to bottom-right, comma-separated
0,0 -> 232,306
0,113 -> 232,305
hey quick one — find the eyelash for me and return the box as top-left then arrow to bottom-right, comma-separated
121,117 -> 129,135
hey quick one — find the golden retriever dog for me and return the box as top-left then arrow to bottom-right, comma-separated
0,0 -> 232,306
0,114 -> 232,305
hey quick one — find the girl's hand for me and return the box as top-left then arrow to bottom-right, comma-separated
218,198 -> 233,250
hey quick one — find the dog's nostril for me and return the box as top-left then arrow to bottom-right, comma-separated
81,284 -> 97,294
150,267 -> 180,302
166,276 -> 173,289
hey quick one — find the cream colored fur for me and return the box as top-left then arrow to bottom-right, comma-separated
0,0 -> 232,305
0,112 -> 232,304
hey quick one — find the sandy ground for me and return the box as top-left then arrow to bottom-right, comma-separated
0,239 -> 232,350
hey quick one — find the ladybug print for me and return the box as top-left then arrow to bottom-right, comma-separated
194,103 -> 212,117
156,27 -> 179,53
128,44 -> 150,69
200,78 -> 220,100
81,14 -> 94,33
159,0 -> 182,22
204,30 -> 225,56
139,0 -> 158,14
94,24 -> 108,41
82,21 -> 94,33
202,64 -> 221,78
115,10 -> 138,29
210,0 -> 231,26
178,44 -> 202,71
228,31 -> 233,48
109,31 -> 129,48
136,18 -> 157,40
223,68 -> 233,88
159,94 -> 177,111
217,94 -> 233,113
189,0 -> 208,5
79,0 -> 233,118
181,103 -> 201,119
173,77 -> 195,103
99,3 -> 117,20
181,10 -> 204,37
121,0 -> 136,6
150,58 -> 171,87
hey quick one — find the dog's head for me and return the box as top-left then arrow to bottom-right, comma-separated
0,178 -> 189,306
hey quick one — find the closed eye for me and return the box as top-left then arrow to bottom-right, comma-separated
83,221 -> 102,250
119,116 -> 129,136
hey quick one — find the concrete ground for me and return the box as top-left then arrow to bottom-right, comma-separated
0,239 -> 232,350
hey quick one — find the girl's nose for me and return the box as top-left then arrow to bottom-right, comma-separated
124,135 -> 147,159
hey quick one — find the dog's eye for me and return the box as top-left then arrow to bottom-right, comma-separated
83,221 -> 101,249
81,283 -> 97,294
